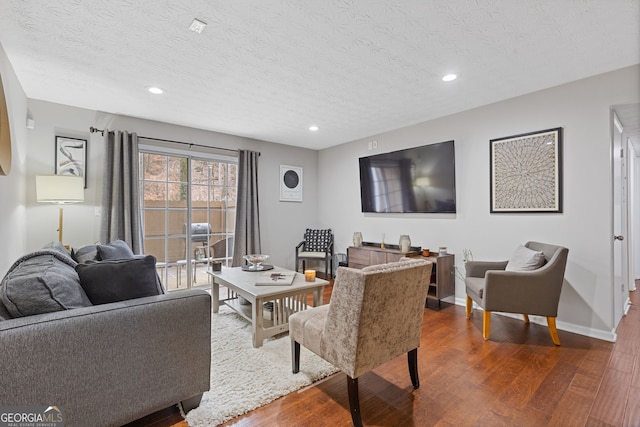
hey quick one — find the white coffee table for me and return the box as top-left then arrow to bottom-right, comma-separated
209,266 -> 328,347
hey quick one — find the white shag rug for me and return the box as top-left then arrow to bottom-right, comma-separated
185,305 -> 339,426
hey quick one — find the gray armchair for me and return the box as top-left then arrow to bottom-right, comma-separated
465,241 -> 569,345
289,259 -> 432,426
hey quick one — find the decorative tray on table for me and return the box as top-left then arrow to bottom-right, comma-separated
241,254 -> 273,271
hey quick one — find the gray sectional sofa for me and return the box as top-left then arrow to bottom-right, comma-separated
0,242 -> 211,426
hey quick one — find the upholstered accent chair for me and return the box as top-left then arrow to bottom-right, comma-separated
295,228 -> 334,279
289,258 -> 432,427
465,241 -> 569,345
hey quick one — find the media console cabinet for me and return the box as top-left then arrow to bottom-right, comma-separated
347,244 -> 455,307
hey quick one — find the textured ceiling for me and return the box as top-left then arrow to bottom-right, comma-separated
0,0 -> 639,150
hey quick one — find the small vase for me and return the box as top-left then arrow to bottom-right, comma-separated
399,235 -> 411,253
353,232 -> 363,247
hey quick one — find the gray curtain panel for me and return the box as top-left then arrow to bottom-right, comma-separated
100,130 -> 144,254
232,150 -> 261,266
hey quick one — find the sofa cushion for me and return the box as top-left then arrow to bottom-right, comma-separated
97,240 -> 135,260
505,245 -> 546,272
0,299 -> 10,320
0,249 -> 92,318
72,244 -> 100,263
465,277 -> 485,300
76,255 -> 164,305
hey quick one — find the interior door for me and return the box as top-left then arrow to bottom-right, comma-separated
612,110 -> 629,327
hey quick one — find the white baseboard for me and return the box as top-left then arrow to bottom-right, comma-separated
452,297 -> 616,342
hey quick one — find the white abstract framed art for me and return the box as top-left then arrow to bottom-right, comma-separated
490,127 -> 562,213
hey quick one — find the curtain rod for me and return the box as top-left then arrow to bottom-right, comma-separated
89,126 -> 251,155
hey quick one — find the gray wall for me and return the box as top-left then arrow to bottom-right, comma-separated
0,44 -> 28,276
318,65 -> 640,341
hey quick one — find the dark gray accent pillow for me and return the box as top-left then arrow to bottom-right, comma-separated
76,255 -> 164,305
97,240 -> 135,260
71,244 -> 100,263
0,250 -> 92,318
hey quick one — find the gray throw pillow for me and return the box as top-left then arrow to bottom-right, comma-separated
0,250 -> 92,318
97,240 -> 135,260
72,244 -> 100,263
505,245 -> 546,271
76,255 -> 164,305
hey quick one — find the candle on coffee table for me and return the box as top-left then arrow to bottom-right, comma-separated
304,270 -> 316,282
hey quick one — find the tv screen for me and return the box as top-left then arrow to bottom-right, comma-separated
359,140 -> 456,213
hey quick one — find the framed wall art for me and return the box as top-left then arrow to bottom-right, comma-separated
490,127 -> 562,213
55,136 -> 87,188
279,165 -> 303,202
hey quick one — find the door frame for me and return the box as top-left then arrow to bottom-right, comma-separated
611,108 -> 632,330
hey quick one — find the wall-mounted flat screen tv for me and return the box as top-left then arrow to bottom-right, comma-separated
359,140 -> 456,213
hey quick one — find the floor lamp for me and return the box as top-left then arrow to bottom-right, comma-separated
36,175 -> 84,243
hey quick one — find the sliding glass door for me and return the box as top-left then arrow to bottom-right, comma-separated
140,151 -> 237,290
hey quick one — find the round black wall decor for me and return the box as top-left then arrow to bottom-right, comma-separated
283,169 -> 299,189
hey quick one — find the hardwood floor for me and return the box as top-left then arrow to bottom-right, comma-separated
128,283 -> 640,427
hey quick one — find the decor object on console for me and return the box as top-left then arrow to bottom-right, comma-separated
465,241 -> 569,345
36,175 -> 84,243
353,231 -> 363,247
295,228 -> 334,279
55,136 -> 87,188
399,235 -> 411,253
490,128 -> 563,213
289,259 -> 432,427
0,72 -> 11,176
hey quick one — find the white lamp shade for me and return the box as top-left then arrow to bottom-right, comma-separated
36,175 -> 84,203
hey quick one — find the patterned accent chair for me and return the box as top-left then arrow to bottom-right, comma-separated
465,241 -> 569,345
295,228 -> 334,279
289,258 -> 432,427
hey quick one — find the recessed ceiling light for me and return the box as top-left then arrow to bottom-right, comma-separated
309,125 -> 319,132
442,73 -> 458,82
146,86 -> 164,94
189,18 -> 207,34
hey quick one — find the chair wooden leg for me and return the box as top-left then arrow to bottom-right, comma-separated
523,314 -> 530,323
347,376 -> 363,427
408,348 -> 419,388
483,311 -> 491,340
292,341 -> 300,373
466,295 -> 472,319
547,317 -> 561,346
